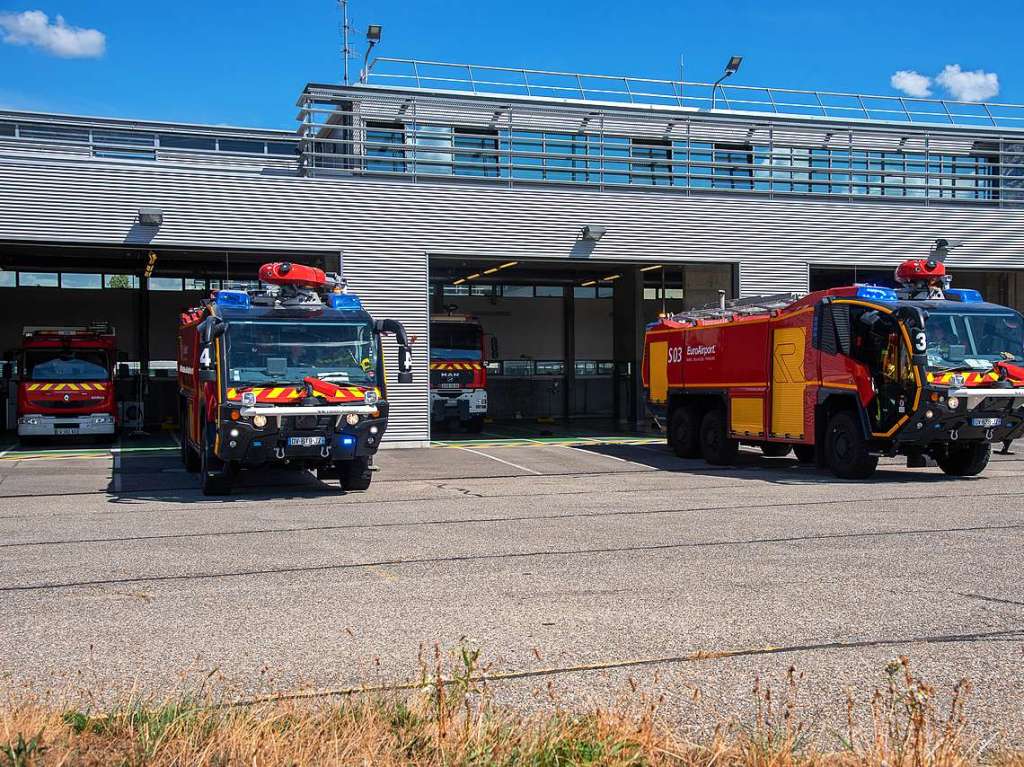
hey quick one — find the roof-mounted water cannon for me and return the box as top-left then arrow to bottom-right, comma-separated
894,238 -> 961,299
255,262 -> 351,307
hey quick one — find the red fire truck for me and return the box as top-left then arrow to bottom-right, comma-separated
177,262 -> 414,495
430,314 -> 488,432
643,242 -> 1024,478
12,324 -> 118,442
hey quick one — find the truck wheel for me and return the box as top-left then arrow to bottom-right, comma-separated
936,442 -> 991,477
669,406 -> 701,458
793,445 -> 816,463
760,443 -> 792,458
200,420 -> 232,496
466,416 -> 485,434
180,416 -> 200,472
825,412 -> 877,479
340,456 -> 372,491
699,409 -> 739,465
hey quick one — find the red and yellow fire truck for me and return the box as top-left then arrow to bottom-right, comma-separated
13,324 -> 118,442
177,262 -> 414,495
643,242 -> 1024,478
430,314 -> 488,432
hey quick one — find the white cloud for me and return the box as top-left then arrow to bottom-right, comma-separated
890,70 -> 933,98
0,10 -> 105,58
935,64 -> 999,102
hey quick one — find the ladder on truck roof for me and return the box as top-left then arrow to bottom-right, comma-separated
667,292 -> 805,323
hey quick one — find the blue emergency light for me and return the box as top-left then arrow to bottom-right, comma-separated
215,290 -> 251,309
328,293 -> 363,310
855,285 -> 898,302
945,288 -> 983,303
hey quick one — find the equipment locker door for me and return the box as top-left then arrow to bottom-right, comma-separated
770,326 -> 807,439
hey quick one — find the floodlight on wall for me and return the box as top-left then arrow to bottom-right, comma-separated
360,24 -> 383,83
137,208 -> 163,226
580,224 -> 607,241
711,55 -> 743,110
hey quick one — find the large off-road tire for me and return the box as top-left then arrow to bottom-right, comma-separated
200,419 -> 233,496
760,443 -> 792,458
340,456 -> 372,491
936,442 -> 991,477
793,444 -> 816,464
180,412 -> 200,472
465,416 -> 485,434
699,409 -> 739,466
825,411 -> 878,479
669,405 -> 701,458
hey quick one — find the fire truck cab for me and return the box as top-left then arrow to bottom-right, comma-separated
177,262 -> 414,495
643,243 -> 1024,479
9,324 -> 118,442
430,314 -> 488,432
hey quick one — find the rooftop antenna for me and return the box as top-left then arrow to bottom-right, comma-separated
339,0 -> 354,85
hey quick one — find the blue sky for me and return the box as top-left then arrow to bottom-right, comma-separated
0,0 -> 1018,129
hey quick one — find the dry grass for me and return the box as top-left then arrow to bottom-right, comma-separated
0,650 -> 1018,766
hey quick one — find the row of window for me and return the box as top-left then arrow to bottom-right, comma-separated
0,121 -> 298,160
347,124 -> 1024,201
0,271 -> 260,291
438,283 -> 614,299
484,360 -> 616,377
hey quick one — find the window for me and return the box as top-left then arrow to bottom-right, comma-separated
159,134 -> 216,151
409,124 -> 453,174
18,272 -> 58,287
105,274 -> 139,289
61,273 -> 102,289
18,124 -> 88,143
535,285 -> 564,297
597,286 -> 613,298
712,144 -> 753,190
365,122 -> 405,173
454,128 -> 499,177
442,284 -> 470,296
0,271 -> 15,287
184,278 -> 208,290
501,285 -> 533,298
148,277 -> 184,291
267,141 -> 299,156
631,138 -> 672,185
535,360 -> 564,375
218,138 -> 264,154
0,123 -> 14,137
574,286 -> 596,299
25,350 -> 109,382
93,130 -> 153,146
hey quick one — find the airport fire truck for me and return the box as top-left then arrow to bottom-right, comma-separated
11,324 -> 118,442
643,241 -> 1024,479
177,262 -> 414,495
430,313 -> 488,432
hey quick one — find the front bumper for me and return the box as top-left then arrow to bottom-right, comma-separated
17,414 -> 116,437
896,387 -> 1024,445
431,389 -> 487,421
216,402 -> 388,464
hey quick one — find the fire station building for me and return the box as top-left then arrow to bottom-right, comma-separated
2,59 -> 1024,446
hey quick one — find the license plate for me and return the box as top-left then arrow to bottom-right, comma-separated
288,436 -> 325,447
55,427 -> 78,435
971,417 -> 1002,428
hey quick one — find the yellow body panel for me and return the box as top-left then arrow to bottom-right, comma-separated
731,397 -> 764,435
649,342 -> 668,403
770,327 -> 806,438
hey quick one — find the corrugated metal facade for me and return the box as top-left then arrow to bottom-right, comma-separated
2,152 -> 1024,442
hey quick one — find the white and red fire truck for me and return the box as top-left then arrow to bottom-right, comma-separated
177,262 -> 414,495
643,241 -> 1024,479
430,313 -> 488,432
13,324 -> 118,442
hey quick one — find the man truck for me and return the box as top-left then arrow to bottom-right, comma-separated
430,313 -> 488,432
643,242 -> 1024,478
177,262 -> 414,495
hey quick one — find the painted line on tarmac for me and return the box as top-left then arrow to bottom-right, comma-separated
0,446 -> 176,462
227,626 -> 1024,707
0,442 -> 18,458
456,446 -> 543,475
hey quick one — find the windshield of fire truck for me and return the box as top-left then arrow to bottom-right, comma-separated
225,320 -> 377,386
925,310 -> 1024,370
430,323 -> 482,361
24,350 -> 109,381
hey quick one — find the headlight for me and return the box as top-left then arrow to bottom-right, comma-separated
229,428 -> 240,438
364,390 -> 379,405
925,409 -> 934,419
252,414 -> 267,428
946,396 -> 959,410
345,413 -> 360,426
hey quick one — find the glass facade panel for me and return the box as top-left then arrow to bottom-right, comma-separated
104,274 -> 139,289
61,273 -> 102,289
535,285 -> 564,297
219,138 -> 264,153
159,134 -> 216,151
18,272 -> 58,287
148,277 -> 184,291
0,271 -> 15,287
365,122 -> 405,172
408,124 -> 453,174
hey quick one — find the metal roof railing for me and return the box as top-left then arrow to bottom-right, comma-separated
364,58 -> 1024,131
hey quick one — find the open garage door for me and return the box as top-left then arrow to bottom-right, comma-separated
428,256 -> 735,439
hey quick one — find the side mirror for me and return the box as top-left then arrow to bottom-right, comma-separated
397,345 -> 413,384
199,316 -> 228,345
117,363 -> 130,379
375,318 -> 414,384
